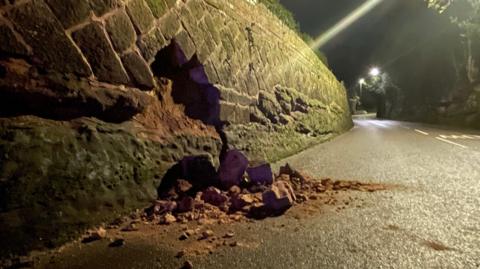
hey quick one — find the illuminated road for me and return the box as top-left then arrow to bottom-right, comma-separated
38,117 -> 480,269
271,116 -> 480,268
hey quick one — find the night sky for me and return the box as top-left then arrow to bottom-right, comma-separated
279,0 -> 457,88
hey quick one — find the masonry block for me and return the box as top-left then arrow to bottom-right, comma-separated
175,30 -> 196,61
0,19 -> 29,55
137,27 -> 168,62
89,0 -> 122,17
7,0 -> 91,76
45,0 -> 91,28
73,22 -> 130,84
126,0 -> 155,34
121,50 -> 155,89
105,10 -> 137,53
145,0 -> 168,18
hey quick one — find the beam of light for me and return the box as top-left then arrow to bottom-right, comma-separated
310,0 -> 383,50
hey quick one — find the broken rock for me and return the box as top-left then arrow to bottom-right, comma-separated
262,181 -> 296,213
246,163 -> 273,185
230,194 -> 255,211
177,196 -> 194,213
160,213 -> 177,224
218,150 -> 248,189
201,187 -> 228,206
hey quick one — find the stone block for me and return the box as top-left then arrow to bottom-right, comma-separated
219,102 -> 250,124
247,164 -> 273,185
218,149 -> 248,189
73,22 -> 130,84
159,8 -> 181,40
105,10 -> 136,52
165,0 -> 176,8
7,0 -> 91,75
126,0 -> 155,34
218,86 -> 256,106
137,27 -> 168,62
0,19 -> 29,55
45,0 -> 91,28
121,51 -> 155,89
145,0 -> 168,18
89,0 -> 122,17
175,30 -> 195,61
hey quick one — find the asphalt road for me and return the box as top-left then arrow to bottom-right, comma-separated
35,116 -> 480,269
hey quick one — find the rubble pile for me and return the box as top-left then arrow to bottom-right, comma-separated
144,150 -> 386,225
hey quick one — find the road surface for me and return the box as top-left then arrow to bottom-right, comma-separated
35,116 -> 480,269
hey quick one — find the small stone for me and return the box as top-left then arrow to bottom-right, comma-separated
175,250 -> 186,258
231,194 -> 255,211
179,232 -> 189,241
201,187 -> 228,206
177,196 -> 194,213
160,213 -> 177,225
224,232 -> 234,238
185,229 -> 195,236
121,223 -> 138,232
228,186 -> 241,195
176,179 -> 193,193
181,260 -> 193,269
201,230 -> 214,239
108,238 -> 125,247
82,227 -> 107,243
229,241 -> 238,247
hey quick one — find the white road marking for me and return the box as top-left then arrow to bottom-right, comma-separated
440,134 -> 478,140
371,121 -> 388,128
435,137 -> 468,149
414,129 -> 429,136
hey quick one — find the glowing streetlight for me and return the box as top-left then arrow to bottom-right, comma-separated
369,67 -> 380,77
358,78 -> 365,96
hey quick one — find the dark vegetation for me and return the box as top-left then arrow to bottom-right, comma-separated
258,0 -> 328,66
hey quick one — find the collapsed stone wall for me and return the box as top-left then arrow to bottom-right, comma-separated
0,0 -> 351,256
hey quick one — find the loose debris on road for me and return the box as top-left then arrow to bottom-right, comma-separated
143,150 -> 387,226
28,150 -> 386,269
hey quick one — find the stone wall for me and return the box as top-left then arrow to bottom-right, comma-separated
0,0 -> 351,256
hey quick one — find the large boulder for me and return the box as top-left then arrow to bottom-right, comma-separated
218,150 -> 248,189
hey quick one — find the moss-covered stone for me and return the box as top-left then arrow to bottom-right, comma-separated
145,0 -> 169,18
126,0 -> 155,34
89,0 -> 122,17
45,0 -> 91,28
121,51 -> 155,89
0,116 -> 221,257
105,10 -> 137,53
7,0 -> 91,75
72,23 -> 130,84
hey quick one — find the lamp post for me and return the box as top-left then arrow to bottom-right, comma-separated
358,78 -> 365,96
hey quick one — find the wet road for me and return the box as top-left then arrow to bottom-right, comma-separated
271,116 -> 480,268
37,117 -> 480,269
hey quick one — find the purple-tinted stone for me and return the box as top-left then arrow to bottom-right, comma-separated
218,150 -> 249,189
201,187 -> 228,206
247,164 -> 273,185
262,181 -> 296,213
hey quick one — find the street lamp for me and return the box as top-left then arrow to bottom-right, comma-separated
358,78 -> 365,96
369,67 -> 380,77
